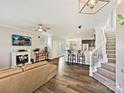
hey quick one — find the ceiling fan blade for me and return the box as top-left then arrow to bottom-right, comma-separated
41,28 -> 47,32
35,28 -> 44,32
43,29 -> 47,32
35,24 -> 51,32
46,27 -> 50,30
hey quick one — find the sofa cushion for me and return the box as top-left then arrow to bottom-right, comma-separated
22,61 -> 48,71
48,64 -> 57,75
0,68 -> 22,79
0,62 -> 57,93
0,77 -> 10,93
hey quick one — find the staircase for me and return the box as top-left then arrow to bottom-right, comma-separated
93,32 -> 116,92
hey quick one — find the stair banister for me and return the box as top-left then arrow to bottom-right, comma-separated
89,29 -> 107,76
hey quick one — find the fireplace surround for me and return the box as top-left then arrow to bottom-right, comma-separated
11,50 -> 31,68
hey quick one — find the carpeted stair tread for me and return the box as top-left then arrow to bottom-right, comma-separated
101,63 -> 116,73
97,68 -> 115,81
93,72 -> 116,92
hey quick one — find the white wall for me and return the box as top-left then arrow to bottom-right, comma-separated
51,36 -> 65,59
105,4 -> 116,30
65,30 -> 95,50
0,26 -> 66,68
116,1 -> 124,93
39,35 -> 48,50
66,39 -> 82,50
0,26 -> 42,68
95,28 -> 104,47
116,27 -> 124,93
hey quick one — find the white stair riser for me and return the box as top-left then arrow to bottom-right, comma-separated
106,46 -> 116,50
106,34 -> 115,36
107,42 -> 116,45
107,43 -> 116,46
106,46 -> 116,49
107,42 -> 116,44
106,39 -> 116,41
106,33 -> 115,35
107,54 -> 116,58
106,50 -> 116,54
107,39 -> 116,42
106,35 -> 116,38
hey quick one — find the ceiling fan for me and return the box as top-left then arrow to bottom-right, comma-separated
35,24 -> 50,32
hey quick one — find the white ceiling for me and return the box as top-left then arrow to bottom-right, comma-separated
117,0 -> 124,14
0,0 -> 115,39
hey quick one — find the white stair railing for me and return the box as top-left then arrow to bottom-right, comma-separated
89,29 -> 107,76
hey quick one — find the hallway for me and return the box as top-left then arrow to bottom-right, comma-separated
34,57 -> 114,93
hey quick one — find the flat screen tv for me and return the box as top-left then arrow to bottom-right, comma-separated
12,34 -> 31,46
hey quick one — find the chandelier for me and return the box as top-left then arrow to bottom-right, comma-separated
79,0 -> 110,14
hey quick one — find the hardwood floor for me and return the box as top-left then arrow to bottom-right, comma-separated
34,57 -> 114,93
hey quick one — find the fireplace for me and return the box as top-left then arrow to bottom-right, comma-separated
11,50 -> 31,68
16,54 -> 29,65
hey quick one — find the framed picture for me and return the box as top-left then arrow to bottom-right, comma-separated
12,34 -> 32,46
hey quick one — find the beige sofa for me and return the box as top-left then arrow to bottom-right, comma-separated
0,61 -> 57,93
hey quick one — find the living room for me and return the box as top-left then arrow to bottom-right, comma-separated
0,0 -> 124,93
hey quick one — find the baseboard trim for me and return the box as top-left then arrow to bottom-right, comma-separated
116,85 -> 123,93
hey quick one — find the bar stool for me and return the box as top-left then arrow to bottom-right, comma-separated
81,52 -> 85,64
67,50 -> 71,63
72,54 -> 76,64
68,53 -> 71,63
77,50 -> 81,64
77,50 -> 85,65
35,52 -> 40,62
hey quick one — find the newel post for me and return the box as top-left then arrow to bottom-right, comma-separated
89,51 -> 93,77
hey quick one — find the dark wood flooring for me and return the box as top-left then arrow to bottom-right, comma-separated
34,57 -> 114,93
